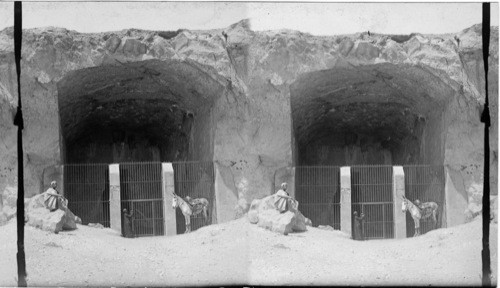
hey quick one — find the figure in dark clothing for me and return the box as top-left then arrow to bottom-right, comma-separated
353,211 -> 366,241
122,208 -> 135,238
358,212 -> 365,240
454,35 -> 460,48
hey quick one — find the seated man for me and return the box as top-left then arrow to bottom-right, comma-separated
184,196 -> 201,208
44,181 -> 67,212
414,199 -> 427,210
185,196 -> 198,206
274,182 -> 298,213
184,196 -> 209,213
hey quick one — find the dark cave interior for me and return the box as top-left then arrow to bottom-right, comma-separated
290,63 -> 454,167
57,59 -> 223,164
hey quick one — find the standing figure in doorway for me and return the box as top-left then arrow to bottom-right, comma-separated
122,208 -> 135,238
353,211 -> 365,241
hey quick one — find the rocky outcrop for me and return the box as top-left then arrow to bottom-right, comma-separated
318,225 -> 336,231
0,186 -> 18,226
492,196 -> 498,224
464,195 -> 498,223
0,20 -> 497,224
248,194 -> 310,235
25,192 -> 78,233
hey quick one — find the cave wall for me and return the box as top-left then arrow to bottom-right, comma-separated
189,107 -> 214,162
299,133 -> 393,166
66,128 -> 164,164
0,21 -> 497,223
0,47 -> 62,194
420,111 -> 446,166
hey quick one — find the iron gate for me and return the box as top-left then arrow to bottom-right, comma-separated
351,165 -> 394,240
403,165 -> 446,237
119,162 -> 164,237
172,161 -> 216,233
295,166 -> 341,229
63,164 -> 110,227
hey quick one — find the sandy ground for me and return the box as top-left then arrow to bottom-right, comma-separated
0,216 -> 497,287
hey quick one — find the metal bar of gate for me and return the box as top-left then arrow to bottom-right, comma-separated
294,166 -> 341,229
119,162 -> 163,237
382,204 -> 386,237
351,165 -> 393,240
64,163 -> 110,227
172,161 -> 216,233
152,200 -> 156,236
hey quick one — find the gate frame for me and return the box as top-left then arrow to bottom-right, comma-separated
278,165 -> 406,238
109,164 -> 121,232
292,165 -> 342,230
108,161 -> 216,236
340,167 -> 351,235
172,161 -> 216,234
393,166 -> 406,239
162,163 -> 177,236
277,164 -> 453,239
402,164 -> 446,237
109,163 -> 177,236
349,165 -> 398,240
60,163 -> 111,228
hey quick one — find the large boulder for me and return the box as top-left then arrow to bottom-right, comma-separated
25,192 -> 78,233
318,225 -> 336,231
247,194 -> 310,235
3,205 -> 16,221
463,195 -> 499,224
0,212 -> 7,226
247,194 -> 275,224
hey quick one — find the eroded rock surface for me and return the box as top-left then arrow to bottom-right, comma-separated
25,192 -> 78,233
0,20 -> 497,222
0,186 -> 18,226
248,194 -> 310,235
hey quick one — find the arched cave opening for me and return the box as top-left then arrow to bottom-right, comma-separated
57,59 -> 224,164
290,63 -> 455,232
290,63 -> 454,167
56,59 -> 224,233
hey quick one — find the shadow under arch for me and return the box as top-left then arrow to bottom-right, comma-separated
57,59 -> 226,164
290,63 -> 456,167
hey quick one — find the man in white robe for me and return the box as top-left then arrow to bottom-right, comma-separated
274,182 -> 298,213
44,181 -> 67,212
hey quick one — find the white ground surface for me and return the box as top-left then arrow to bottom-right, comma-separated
0,216 -> 497,286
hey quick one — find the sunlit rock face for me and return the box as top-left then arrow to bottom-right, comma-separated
0,20 -> 497,220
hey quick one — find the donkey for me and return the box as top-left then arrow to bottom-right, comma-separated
172,193 -> 209,233
401,195 -> 439,237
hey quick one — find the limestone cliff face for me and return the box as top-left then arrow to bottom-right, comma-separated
0,20 -> 497,220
